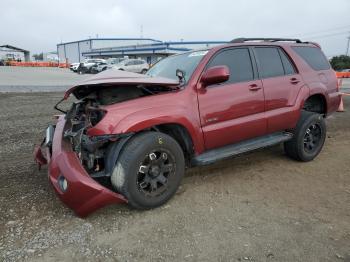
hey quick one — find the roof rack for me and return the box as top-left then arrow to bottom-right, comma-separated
230,38 -> 303,43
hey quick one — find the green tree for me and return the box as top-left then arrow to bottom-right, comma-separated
32,53 -> 44,61
329,55 -> 350,71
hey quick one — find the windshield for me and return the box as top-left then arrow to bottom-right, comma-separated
146,50 -> 208,82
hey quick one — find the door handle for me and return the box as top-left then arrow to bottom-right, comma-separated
249,84 -> 261,91
290,78 -> 300,84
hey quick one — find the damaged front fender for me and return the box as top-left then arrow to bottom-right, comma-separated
33,116 -> 127,217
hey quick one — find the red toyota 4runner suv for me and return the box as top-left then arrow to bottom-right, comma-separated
34,38 -> 341,217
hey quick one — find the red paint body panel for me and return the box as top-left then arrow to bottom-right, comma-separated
87,83 -> 206,154
64,69 -> 179,98
198,79 -> 266,149
39,116 -> 126,217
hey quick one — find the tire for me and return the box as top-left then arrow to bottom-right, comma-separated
141,69 -> 147,74
111,132 -> 185,209
284,111 -> 326,161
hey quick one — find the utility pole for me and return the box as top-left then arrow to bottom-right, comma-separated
346,32 -> 350,56
140,25 -> 143,38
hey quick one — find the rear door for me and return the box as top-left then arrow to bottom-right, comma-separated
135,60 -> 144,73
197,47 -> 266,150
253,46 -> 304,133
125,60 -> 135,72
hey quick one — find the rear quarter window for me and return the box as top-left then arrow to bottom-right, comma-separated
292,46 -> 330,71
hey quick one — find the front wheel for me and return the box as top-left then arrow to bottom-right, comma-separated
111,132 -> 185,209
284,111 -> 326,161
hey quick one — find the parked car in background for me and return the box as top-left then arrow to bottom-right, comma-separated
90,58 -> 128,74
113,59 -> 149,74
90,62 -> 108,74
77,59 -> 106,74
35,38 -> 341,217
106,58 -> 126,69
69,62 -> 80,72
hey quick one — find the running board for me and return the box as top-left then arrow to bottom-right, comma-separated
192,132 -> 293,166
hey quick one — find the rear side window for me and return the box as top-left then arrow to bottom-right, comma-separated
207,48 -> 254,84
278,49 -> 296,75
255,47 -> 284,78
292,46 -> 330,71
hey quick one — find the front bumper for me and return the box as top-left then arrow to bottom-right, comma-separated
34,116 -> 127,217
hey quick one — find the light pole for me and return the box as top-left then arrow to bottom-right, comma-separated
346,33 -> 350,56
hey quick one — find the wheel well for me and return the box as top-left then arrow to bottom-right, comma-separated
152,124 -> 194,165
303,94 -> 327,115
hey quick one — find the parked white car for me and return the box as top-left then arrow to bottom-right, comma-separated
76,59 -> 106,74
106,58 -> 126,69
113,59 -> 149,74
69,62 -> 80,72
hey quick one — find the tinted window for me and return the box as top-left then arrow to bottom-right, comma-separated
207,48 -> 254,84
279,49 -> 296,75
255,47 -> 284,78
292,46 -> 330,71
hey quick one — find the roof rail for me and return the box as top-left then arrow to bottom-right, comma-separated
231,38 -> 303,43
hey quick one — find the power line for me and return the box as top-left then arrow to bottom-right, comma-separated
346,34 -> 350,56
305,31 -> 349,40
284,24 -> 350,38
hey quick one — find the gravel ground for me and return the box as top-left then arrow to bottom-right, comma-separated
0,91 -> 349,262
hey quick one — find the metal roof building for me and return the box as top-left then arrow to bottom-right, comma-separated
0,45 -> 30,62
57,38 -> 162,63
57,38 -> 228,64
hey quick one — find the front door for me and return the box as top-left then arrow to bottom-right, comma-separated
197,47 -> 266,150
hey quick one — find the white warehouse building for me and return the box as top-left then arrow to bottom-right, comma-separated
57,38 -> 228,64
57,38 -> 162,64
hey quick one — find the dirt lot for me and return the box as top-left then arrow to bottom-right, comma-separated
0,92 -> 349,262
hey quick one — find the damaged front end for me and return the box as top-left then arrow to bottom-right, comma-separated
33,70 -> 180,217
63,99 -> 133,178
62,83 -> 174,177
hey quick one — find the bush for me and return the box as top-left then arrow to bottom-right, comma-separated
330,55 -> 350,71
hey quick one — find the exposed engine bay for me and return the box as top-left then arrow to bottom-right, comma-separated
61,84 -> 176,178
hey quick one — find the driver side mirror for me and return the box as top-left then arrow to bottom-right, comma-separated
200,65 -> 230,87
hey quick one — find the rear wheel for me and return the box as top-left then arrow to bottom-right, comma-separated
141,69 -> 147,74
111,132 -> 185,209
284,111 -> 326,161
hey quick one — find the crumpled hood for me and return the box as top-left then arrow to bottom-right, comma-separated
64,69 -> 180,99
